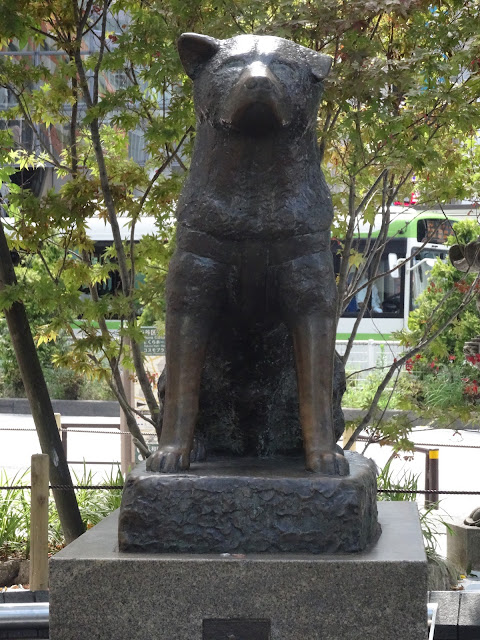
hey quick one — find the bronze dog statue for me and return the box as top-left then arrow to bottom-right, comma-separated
147,32 -> 349,476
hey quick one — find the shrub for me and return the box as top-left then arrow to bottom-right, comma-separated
0,466 -> 123,559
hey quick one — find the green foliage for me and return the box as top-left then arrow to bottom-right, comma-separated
344,370 -> 407,412
377,458 -> 419,501
398,355 -> 480,427
403,219 -> 480,361
0,469 -> 29,558
0,253 -> 114,399
389,218 -> 480,425
0,466 -> 123,560
71,466 -> 124,531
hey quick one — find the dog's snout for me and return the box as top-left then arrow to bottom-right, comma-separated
245,76 -> 260,89
221,58 -> 291,133
242,62 -> 277,92
244,75 -> 271,90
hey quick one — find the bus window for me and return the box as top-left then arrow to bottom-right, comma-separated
410,248 -> 448,310
417,219 -> 455,244
78,242 -> 122,298
346,255 -> 403,318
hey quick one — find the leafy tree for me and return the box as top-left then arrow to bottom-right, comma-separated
0,220 -> 84,542
407,219 -> 480,361
0,0 -> 479,456
394,219 -> 480,427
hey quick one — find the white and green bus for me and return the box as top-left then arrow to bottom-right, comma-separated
335,206 -> 478,342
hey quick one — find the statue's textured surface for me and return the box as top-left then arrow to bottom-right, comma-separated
147,33 -> 349,475
120,454 -> 380,553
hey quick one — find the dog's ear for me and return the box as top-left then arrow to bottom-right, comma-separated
304,50 -> 333,82
177,33 -> 221,79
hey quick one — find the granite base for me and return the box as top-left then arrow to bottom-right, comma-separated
118,452 -> 380,554
50,502 -> 427,640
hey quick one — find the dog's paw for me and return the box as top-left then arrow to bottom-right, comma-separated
146,447 -> 190,473
306,451 -> 350,476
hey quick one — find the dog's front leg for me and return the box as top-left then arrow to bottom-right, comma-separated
290,313 -> 349,475
276,252 -> 349,476
147,250 -> 226,473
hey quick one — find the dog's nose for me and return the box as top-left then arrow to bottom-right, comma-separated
244,73 -> 274,91
242,62 -> 276,92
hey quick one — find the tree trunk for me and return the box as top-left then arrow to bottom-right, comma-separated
0,221 -> 84,544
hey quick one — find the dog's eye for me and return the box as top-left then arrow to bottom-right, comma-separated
220,59 -> 243,71
270,60 -> 296,77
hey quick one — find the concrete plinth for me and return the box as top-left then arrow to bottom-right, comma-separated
447,521 -> 480,572
50,502 -> 427,640
119,452 -> 380,554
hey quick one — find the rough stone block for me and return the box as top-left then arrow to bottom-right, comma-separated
447,521 -> 480,572
119,452 -> 380,554
50,501 -> 427,640
13,562 -> 29,587
0,561 -> 20,588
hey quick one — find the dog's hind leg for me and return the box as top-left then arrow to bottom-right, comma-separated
147,250 -> 226,473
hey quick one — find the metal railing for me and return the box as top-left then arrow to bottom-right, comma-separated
0,602 -> 49,629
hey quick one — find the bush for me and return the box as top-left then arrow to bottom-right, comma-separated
404,218 -> 480,362
0,466 -> 123,560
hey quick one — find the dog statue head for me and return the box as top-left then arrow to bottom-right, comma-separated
178,33 -> 332,136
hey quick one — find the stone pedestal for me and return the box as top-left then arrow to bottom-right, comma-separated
447,521 -> 480,572
119,452 -> 380,554
50,502 -> 427,640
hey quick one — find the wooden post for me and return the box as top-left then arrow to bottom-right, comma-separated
29,454 -> 49,591
120,365 -> 135,475
342,425 -> 356,452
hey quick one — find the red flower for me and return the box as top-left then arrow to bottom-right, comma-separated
465,380 -> 479,395
449,354 -> 456,361
455,281 -> 470,294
